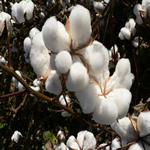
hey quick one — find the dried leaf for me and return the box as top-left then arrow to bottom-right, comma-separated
45,140 -> 53,150
129,116 -> 139,136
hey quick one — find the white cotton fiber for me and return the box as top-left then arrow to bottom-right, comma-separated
66,136 -> 80,150
111,117 -> 138,144
66,62 -> 89,92
107,88 -> 131,119
93,1 -> 105,13
50,54 -> 57,70
33,79 -> 41,87
106,58 -> 132,92
16,1 -> 25,23
128,18 -> 136,36
129,141 -> 145,150
23,37 -> 31,53
86,41 -> 109,74
30,32 -> 51,78
120,27 -> 131,40
77,130 -> 96,150
59,95 -> 70,106
42,16 -> 70,53
69,5 -> 91,49
93,97 -> 118,125
118,32 -> 125,40
45,70 -> 62,95
12,70 -> 22,83
24,0 -> 34,20
11,3 -> 18,21
55,51 -> 72,74
137,111 -> 150,137
111,137 -> 121,150
75,83 -> 100,114
29,27 -> 40,39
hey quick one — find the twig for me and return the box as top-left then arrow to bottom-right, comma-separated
0,89 -> 26,99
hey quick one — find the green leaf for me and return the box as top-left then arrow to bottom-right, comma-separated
0,123 -> 5,129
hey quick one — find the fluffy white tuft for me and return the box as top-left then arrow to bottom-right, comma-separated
16,1 -> 25,23
45,70 -> 62,95
93,97 -> 118,125
120,27 -> 131,40
55,51 -> 72,74
42,16 -> 70,53
75,83 -> 100,114
107,88 -> 131,119
69,5 -> 91,49
29,27 -> 40,39
24,0 -> 34,20
30,32 -> 51,78
23,37 -> 31,53
66,62 -> 89,92
111,137 -> 121,150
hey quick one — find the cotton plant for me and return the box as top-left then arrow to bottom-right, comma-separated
12,70 -> 25,91
118,18 -> 136,40
59,95 -> 71,117
11,0 -> 34,24
66,130 -> 96,150
133,0 -> 150,25
0,12 -> 12,43
111,111 -> 150,150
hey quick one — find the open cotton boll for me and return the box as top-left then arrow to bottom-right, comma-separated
29,27 -> 40,39
86,41 -> 109,74
55,51 -> 72,74
128,141 -> 148,150
107,88 -> 131,119
137,111 -> 150,138
111,117 -> 138,144
106,58 -> 132,92
111,137 -> 121,150
24,0 -> 34,20
93,97 -> 118,125
33,79 -> 41,87
18,82 -> 25,91
66,62 -> 89,92
128,18 -> 136,36
132,37 -> 143,48
11,130 -> 22,143
42,16 -> 70,53
59,95 -> 70,106
12,70 -> 22,83
93,1 -> 105,13
75,83 -> 100,114
55,142 -> 69,150
16,1 -> 25,23
77,130 -> 96,150
45,70 -> 62,95
30,32 -> 51,78
24,37 -> 31,53
69,5 -> 91,49
120,27 -> 131,40
11,3 -> 18,21
98,143 -> 110,150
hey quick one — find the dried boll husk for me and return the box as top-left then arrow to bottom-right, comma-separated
75,83 -> 100,114
45,70 -> 62,95
111,117 -> 138,145
93,97 -> 118,125
66,62 -> 89,92
107,88 -> 132,119
30,32 -> 51,78
55,51 -> 72,74
42,16 -> 70,53
69,5 -> 91,49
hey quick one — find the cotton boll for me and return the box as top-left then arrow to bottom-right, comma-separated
12,70 -> 22,83
59,95 -> 70,106
106,58 -> 132,92
24,37 -> 31,53
137,111 -> 150,138
111,137 -> 121,150
55,142 -> 69,150
29,27 -> 40,39
55,51 -> 72,74
16,1 -> 25,23
18,82 -> 25,91
128,141 -> 145,150
98,143 -> 110,150
11,130 -> 22,143
132,36 -> 143,48
69,5 -> 91,49
128,18 -> 136,36
42,16 -> 70,53
30,32 -> 51,78
66,136 -> 80,150
33,79 -> 41,87
111,117 -> 138,144
93,97 -> 118,125
93,1 -> 105,13
24,0 -> 34,20
120,27 -> 131,40
76,83 -> 100,114
133,4 -> 143,25
77,130 -> 96,150
118,32 -> 125,40
66,62 -> 89,92
86,41 -> 109,74
107,88 -> 131,119
11,3 -> 18,21
45,70 -> 62,95
30,86 -> 40,92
